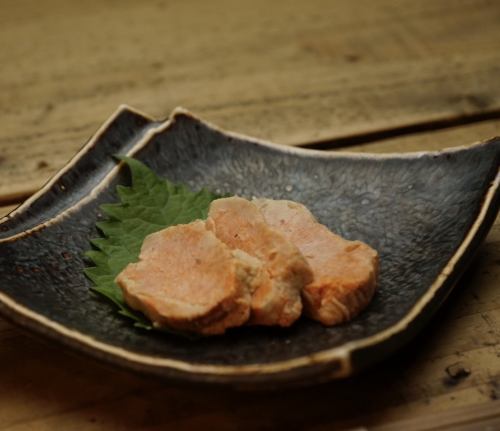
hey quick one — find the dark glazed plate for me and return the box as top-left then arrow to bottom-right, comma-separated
0,106 -> 499,387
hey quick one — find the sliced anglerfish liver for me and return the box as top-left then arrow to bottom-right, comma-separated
254,198 -> 379,325
207,197 -> 313,327
116,220 -> 262,335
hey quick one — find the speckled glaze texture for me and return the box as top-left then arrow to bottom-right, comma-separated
0,107 -> 498,387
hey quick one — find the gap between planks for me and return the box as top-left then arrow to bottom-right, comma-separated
302,109 -> 500,150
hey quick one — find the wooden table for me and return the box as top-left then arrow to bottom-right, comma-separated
1,1 -> 499,429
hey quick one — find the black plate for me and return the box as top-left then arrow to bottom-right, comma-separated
0,106 -> 499,387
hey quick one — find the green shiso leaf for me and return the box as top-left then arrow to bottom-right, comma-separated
84,156 -> 220,329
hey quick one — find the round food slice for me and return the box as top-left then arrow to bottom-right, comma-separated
254,199 -> 379,326
207,197 -> 313,327
115,220 -> 261,335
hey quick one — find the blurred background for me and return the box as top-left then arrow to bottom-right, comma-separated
2,0 -> 500,203
1,0 -> 499,430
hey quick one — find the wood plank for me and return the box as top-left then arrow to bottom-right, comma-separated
0,326 -> 162,430
1,0 -> 500,200
370,400 -> 500,431
0,120 -> 499,430
0,205 -> 17,218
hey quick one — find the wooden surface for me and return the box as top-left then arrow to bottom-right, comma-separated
1,0 -> 500,430
2,0 -> 500,202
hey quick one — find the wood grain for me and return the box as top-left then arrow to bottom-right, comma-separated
1,0 -> 500,200
371,399 -> 500,431
0,121 -> 499,430
0,205 -> 17,218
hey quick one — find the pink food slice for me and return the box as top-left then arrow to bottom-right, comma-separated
116,220 -> 261,335
254,199 -> 379,325
207,197 -> 313,327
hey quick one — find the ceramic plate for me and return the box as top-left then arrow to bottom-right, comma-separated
0,106 -> 499,387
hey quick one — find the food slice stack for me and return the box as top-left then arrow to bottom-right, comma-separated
117,197 -> 379,335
